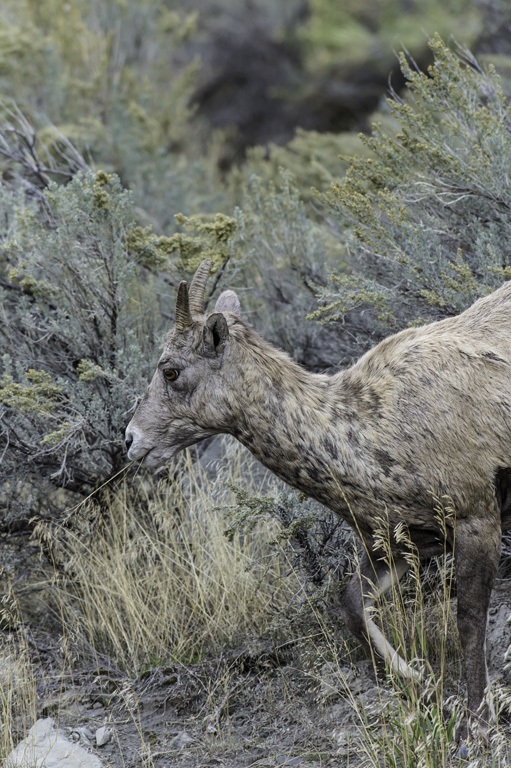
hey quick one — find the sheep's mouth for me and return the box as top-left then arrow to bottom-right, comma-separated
141,446 -> 177,469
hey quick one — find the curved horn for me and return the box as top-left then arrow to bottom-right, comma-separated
188,258 -> 213,315
175,281 -> 193,330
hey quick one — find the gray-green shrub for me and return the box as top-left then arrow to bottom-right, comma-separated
0,171 -> 162,520
314,36 -> 511,352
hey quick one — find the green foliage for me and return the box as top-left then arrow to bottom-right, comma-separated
231,129 -> 370,206
0,0 -> 227,230
316,36 -> 511,343
0,370 -> 62,416
300,0 -> 481,74
225,485 -> 355,590
159,168 -> 347,368
170,212 -> 237,274
230,170 -> 347,368
0,171 -> 163,513
369,689 -> 461,768
0,0 -> 198,162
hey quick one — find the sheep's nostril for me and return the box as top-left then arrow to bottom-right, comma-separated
125,435 -> 133,453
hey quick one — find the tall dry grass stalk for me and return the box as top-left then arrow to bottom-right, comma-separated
51,442 -> 296,673
326,507 -> 511,767
0,604 -> 38,760
355,543 -> 461,768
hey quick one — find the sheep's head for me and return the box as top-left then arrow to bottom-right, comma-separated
125,259 -> 241,467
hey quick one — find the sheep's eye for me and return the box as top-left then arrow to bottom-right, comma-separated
163,368 -> 179,382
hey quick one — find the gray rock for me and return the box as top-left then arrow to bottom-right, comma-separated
6,717 -> 103,767
95,726 -> 112,747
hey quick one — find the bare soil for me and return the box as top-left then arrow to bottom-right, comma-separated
9,624 -> 370,767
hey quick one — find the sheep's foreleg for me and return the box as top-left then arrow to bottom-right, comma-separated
455,514 -> 501,741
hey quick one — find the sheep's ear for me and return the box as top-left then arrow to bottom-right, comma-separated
203,313 -> 229,356
214,290 -> 241,317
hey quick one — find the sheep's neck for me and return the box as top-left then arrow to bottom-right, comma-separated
229,360 -> 351,507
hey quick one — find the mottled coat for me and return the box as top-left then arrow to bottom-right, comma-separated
126,260 -> 511,742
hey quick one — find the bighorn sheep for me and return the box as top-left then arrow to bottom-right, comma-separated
126,259 -> 511,740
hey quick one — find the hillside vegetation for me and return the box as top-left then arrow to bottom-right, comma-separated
1,1 -> 511,766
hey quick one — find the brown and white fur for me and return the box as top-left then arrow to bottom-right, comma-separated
126,259 -> 511,741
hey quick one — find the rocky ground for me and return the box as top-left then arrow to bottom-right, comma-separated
2,529 -> 511,767
7,634 -> 357,767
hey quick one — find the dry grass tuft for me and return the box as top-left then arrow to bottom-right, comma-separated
329,519 -> 511,768
50,443 -> 296,674
0,627 -> 38,759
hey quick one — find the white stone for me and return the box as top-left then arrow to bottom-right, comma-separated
95,726 -> 111,747
6,717 -> 103,768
